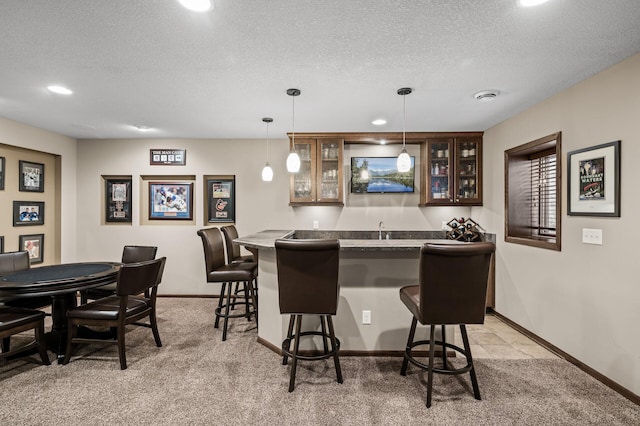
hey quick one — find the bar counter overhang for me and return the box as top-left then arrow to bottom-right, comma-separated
235,230 -> 496,355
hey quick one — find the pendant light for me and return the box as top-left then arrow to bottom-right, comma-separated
261,117 -> 274,182
396,87 -> 412,173
286,88 -> 301,173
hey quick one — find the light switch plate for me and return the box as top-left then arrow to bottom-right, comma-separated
582,228 -> 603,245
313,220 -> 319,229
362,310 -> 371,325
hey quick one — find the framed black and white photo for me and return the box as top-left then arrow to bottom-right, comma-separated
105,177 -> 133,222
568,140 -> 620,217
19,160 -> 45,192
207,178 -> 235,223
149,182 -> 193,220
0,156 -> 5,190
13,201 -> 45,226
19,233 -> 44,264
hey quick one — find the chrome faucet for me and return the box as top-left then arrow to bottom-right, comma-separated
378,221 -> 384,240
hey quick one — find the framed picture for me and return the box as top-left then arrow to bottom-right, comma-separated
207,178 -> 235,223
105,177 -> 132,222
568,140 -> 621,217
149,182 -> 193,220
13,201 -> 45,226
0,156 -> 5,190
150,149 -> 186,165
19,234 -> 44,264
0,236 -> 4,254
19,160 -> 45,192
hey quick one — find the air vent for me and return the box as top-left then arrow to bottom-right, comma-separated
473,90 -> 500,102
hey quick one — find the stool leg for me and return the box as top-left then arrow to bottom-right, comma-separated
441,324 -> 448,370
222,281 -> 234,341
400,317 -> 418,376
320,316 -> 329,354
288,315 -> 302,392
426,325 -> 436,408
248,278 -> 258,323
243,281 -> 251,320
214,282 -> 227,329
1,337 -> 9,352
460,324 -> 481,400
282,315 -> 295,365
326,315 -> 343,384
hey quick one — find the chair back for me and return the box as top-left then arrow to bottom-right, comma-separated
275,239 -> 340,315
419,242 -> 495,325
197,228 -> 227,276
121,245 -> 157,264
0,251 -> 31,275
220,225 -> 242,263
116,257 -> 166,297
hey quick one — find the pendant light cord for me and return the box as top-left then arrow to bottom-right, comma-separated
291,94 -> 296,152
266,120 -> 270,161
402,93 -> 406,149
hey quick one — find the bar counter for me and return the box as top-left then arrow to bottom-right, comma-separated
236,229 -> 495,354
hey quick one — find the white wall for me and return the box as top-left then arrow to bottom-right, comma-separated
482,52 -> 640,396
0,117 -> 77,261
75,138 -> 472,296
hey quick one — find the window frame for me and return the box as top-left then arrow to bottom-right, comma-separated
504,132 -> 562,251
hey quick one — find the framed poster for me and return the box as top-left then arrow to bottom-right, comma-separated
105,177 -> 133,222
150,149 -> 186,165
568,140 -> 620,217
149,182 -> 193,220
207,178 -> 235,223
13,201 -> 45,226
0,156 -> 5,190
19,233 -> 44,264
19,160 -> 45,192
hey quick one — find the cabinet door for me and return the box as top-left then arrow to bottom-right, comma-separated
426,138 -> 454,204
289,139 -> 316,203
316,139 -> 343,203
454,137 -> 482,205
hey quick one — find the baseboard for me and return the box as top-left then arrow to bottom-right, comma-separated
491,310 -> 640,406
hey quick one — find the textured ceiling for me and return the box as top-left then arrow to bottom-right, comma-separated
0,0 -> 639,140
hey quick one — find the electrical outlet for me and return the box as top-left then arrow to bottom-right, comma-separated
362,310 -> 371,325
313,220 -> 319,229
582,228 -> 603,245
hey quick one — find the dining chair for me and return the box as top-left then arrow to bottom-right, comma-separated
0,306 -> 50,366
63,257 -> 166,370
399,242 -> 495,407
197,228 -> 257,341
275,238 -> 343,392
80,245 -> 158,304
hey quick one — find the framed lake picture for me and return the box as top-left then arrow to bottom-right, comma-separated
149,182 -> 193,220
207,178 -> 235,223
19,160 -> 45,192
13,201 -> 45,226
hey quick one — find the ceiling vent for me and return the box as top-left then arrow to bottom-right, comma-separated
473,90 -> 500,102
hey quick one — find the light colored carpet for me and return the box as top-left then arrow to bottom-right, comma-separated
1,298 -> 638,425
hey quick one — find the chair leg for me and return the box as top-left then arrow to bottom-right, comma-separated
214,282 -> 226,329
150,309 -> 162,347
117,325 -> 127,370
288,315 -> 302,392
62,322 -> 77,365
426,325 -> 436,408
400,317 -> 418,376
460,324 -> 481,400
1,337 -> 10,352
326,315 -> 343,384
282,315 -> 295,365
35,320 -> 51,365
222,281 -> 233,341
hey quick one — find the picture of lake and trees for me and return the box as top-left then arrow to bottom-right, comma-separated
350,157 -> 415,193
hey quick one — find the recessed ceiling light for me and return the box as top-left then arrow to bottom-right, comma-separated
519,0 -> 551,7
178,0 -> 213,12
473,90 -> 500,102
372,119 -> 387,126
380,139 -> 386,145
134,125 -> 153,132
47,85 -> 72,95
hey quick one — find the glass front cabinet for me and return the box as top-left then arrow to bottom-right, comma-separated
289,137 -> 344,205
424,137 -> 482,206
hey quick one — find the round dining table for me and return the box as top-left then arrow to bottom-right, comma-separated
0,262 -> 121,363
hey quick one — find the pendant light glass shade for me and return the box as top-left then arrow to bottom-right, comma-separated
286,88 -> 301,173
261,117 -> 274,182
396,87 -> 412,173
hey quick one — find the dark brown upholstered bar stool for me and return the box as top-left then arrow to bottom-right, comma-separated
197,228 -> 258,341
81,245 -> 158,303
220,225 -> 256,264
63,257 -> 166,370
275,238 -> 343,392
0,306 -> 50,365
399,242 -> 495,408
0,251 -> 51,351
